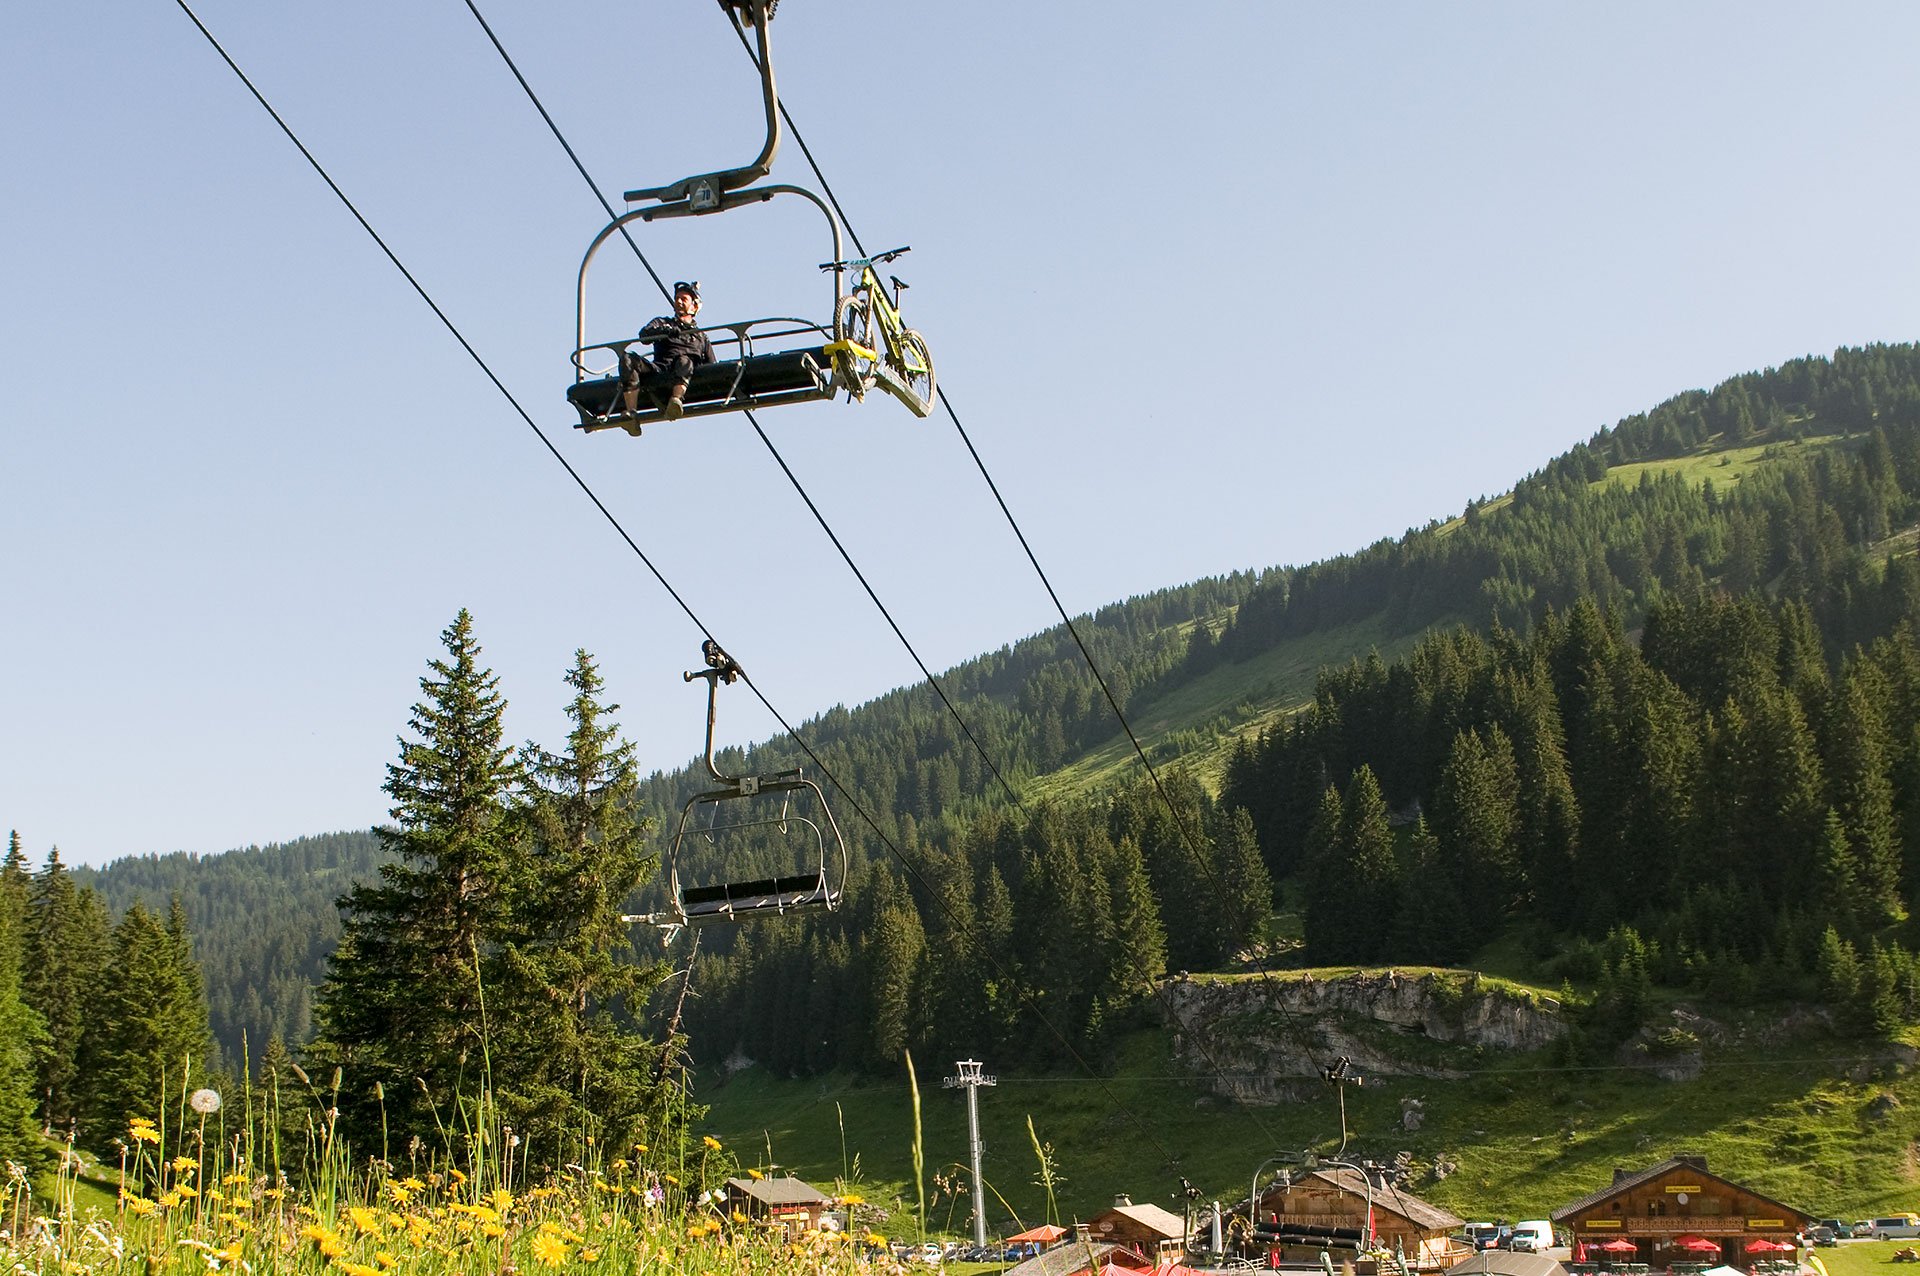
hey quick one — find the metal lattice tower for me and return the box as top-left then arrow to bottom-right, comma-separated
943,1060 -> 997,1246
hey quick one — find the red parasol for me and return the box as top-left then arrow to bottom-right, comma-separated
1745,1240 -> 1795,1253
1675,1237 -> 1721,1253
1598,1239 -> 1639,1253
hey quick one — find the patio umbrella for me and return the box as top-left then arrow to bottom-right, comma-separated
1747,1240 -> 1795,1253
1673,1237 -> 1721,1253
1600,1239 -> 1639,1252
1575,1242 -> 1588,1263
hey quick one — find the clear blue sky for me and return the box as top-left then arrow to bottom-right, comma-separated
6,1 -> 1918,867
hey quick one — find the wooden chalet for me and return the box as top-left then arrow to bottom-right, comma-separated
1550,1154 -> 1810,1269
1250,1167 -> 1465,1271
721,1175 -> 831,1238
1086,1196 -> 1190,1260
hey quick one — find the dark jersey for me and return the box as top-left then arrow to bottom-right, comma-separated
639,316 -> 717,368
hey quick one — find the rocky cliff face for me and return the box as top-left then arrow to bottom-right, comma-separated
1157,970 -> 1567,1106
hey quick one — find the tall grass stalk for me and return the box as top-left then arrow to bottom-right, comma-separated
906,1051 -> 925,1242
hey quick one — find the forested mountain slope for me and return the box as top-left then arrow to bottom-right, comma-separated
74,831 -> 387,1068
42,342 -> 1920,1079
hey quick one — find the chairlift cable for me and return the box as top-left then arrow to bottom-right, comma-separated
724,10 -> 1345,1097
176,0 -> 1188,1180
457,0 -> 1022,812
459,0 -> 674,305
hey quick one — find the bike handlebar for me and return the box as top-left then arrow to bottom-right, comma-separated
819,245 -> 911,272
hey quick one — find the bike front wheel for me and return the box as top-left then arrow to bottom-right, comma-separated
899,329 -> 935,417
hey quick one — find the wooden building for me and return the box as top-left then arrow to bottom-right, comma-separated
1249,1167 -> 1466,1271
1550,1154 -> 1810,1268
1085,1196 -> 1189,1260
722,1175 -> 831,1238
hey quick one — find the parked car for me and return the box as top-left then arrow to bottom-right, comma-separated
1872,1217 -> 1920,1241
1808,1227 -> 1839,1248
1817,1220 -> 1856,1240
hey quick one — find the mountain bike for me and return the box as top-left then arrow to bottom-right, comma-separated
822,246 -> 935,417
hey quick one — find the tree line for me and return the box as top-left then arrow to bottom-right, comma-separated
0,832 -> 212,1170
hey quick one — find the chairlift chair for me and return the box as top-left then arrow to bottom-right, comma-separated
565,0 -> 890,434
626,640 -> 847,938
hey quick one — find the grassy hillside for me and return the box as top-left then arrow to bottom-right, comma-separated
697,1017 -> 1920,1239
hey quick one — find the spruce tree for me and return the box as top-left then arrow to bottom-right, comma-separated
0,833 -> 46,1167
81,900 -> 211,1144
24,850 -> 111,1136
310,610 -> 521,1147
490,649 -> 668,1153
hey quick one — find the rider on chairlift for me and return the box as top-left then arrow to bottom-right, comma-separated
620,281 -> 715,420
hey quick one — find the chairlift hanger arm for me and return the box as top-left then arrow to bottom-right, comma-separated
624,1 -> 781,208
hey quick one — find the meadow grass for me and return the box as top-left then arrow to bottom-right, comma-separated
0,1084 -> 897,1276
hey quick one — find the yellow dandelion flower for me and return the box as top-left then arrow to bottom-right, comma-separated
490,1189 -> 513,1213
580,1249 -> 600,1265
123,1195 -> 159,1217
130,1124 -> 161,1144
385,1182 -> 412,1207
336,1262 -> 380,1276
348,1206 -> 383,1235
839,1194 -> 864,1206
530,1233 -> 570,1268
702,1136 -> 722,1151
176,1184 -> 200,1198
661,1174 -> 678,1186
610,1160 -> 627,1173
449,1169 -> 467,1186
686,1225 -> 705,1240
746,1168 -> 763,1180
585,1135 -> 594,1146
375,1253 -> 399,1269
222,1173 -> 249,1186
483,1223 -> 506,1239
171,1156 -> 198,1173
401,1177 -> 424,1192
160,1192 -> 183,1208
731,1211 -> 748,1224
562,1229 -> 583,1244
634,1144 -> 647,1154
384,1213 -> 405,1230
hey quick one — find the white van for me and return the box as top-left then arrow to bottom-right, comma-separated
1510,1222 -> 1556,1253
1870,1216 -> 1920,1240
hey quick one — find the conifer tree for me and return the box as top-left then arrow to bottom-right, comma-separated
80,900 -> 212,1144
0,833 -> 45,1167
310,610 -> 522,1146
24,850 -> 111,1135
1100,834 -> 1167,1012
489,649 -> 667,1153
1336,766 -> 1399,963
1207,805 -> 1272,959
1827,662 -> 1905,926
1300,784 -> 1345,964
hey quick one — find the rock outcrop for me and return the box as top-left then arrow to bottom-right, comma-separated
1157,970 -> 1567,1105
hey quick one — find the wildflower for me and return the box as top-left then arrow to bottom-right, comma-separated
731,1211 -> 748,1224
348,1207 -> 383,1235
222,1173 -> 250,1186
401,1177 -> 424,1192
490,1189 -> 514,1213
212,1244 -> 244,1265
702,1136 -> 722,1151
580,1250 -> 600,1264
130,1117 -> 161,1144
585,1135 -> 594,1146
661,1175 -> 678,1186
160,1192 -> 183,1208
336,1262 -> 380,1276
746,1169 -> 763,1180
530,1234 -> 569,1268
123,1195 -> 159,1217
610,1160 -> 627,1173
839,1194 -> 864,1206
375,1254 -> 398,1269
448,1169 -> 467,1186
176,1184 -> 200,1198
633,1144 -> 647,1154
384,1183 -> 412,1207
171,1156 -> 199,1174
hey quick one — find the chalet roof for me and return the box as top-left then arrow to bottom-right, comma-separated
1549,1156 -> 1808,1225
1256,1168 -> 1463,1234
1005,1241 -> 1144,1276
1091,1202 -> 1188,1240
724,1175 -> 829,1207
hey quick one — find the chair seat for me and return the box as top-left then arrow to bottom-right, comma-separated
569,346 -> 831,418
